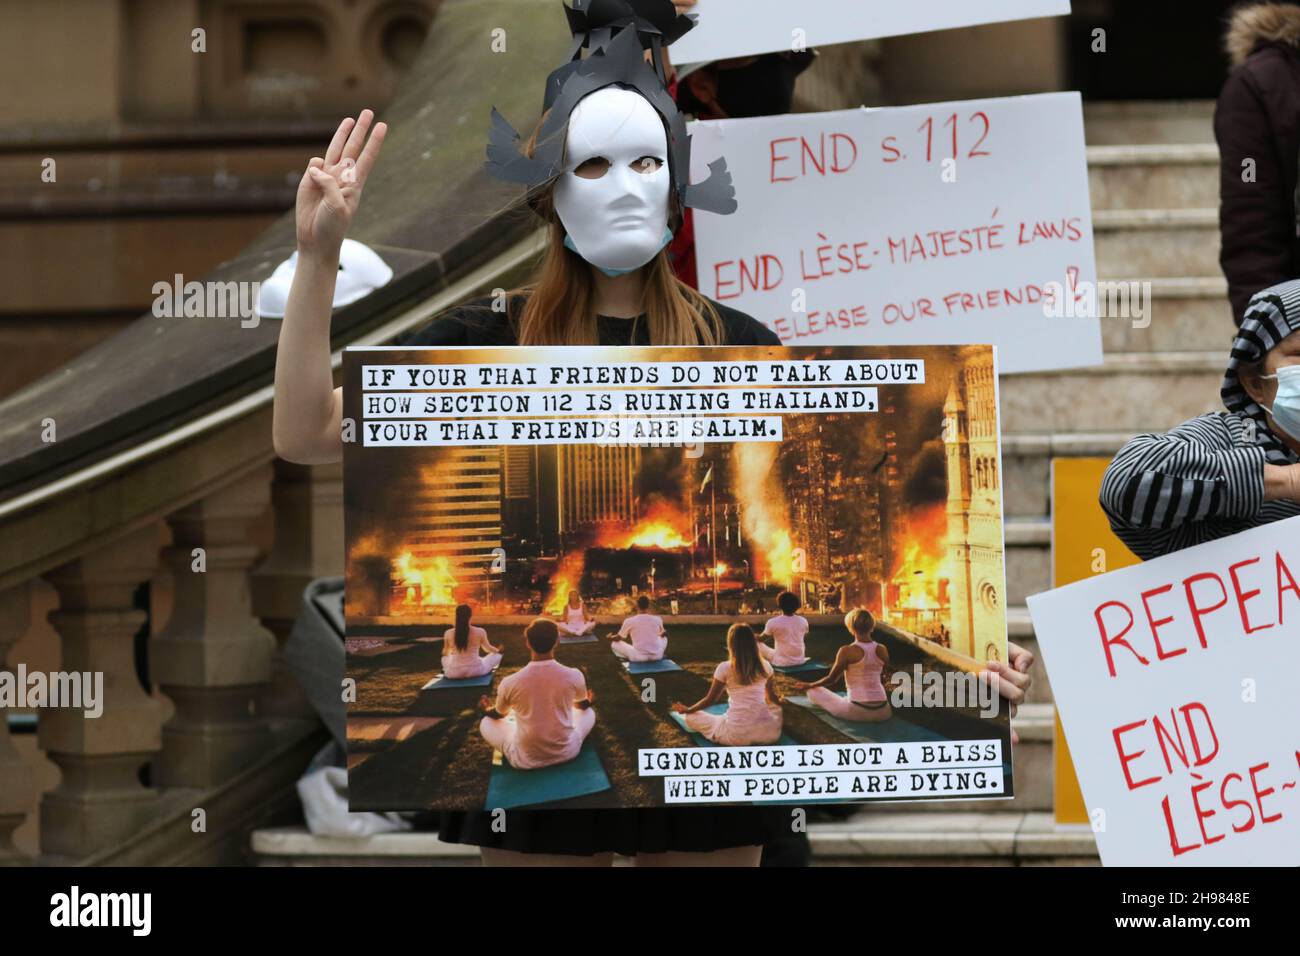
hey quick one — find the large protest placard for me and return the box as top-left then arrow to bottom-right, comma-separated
690,93 -> 1101,374
672,0 -> 1071,64
1028,517 -> 1300,865
342,343 -> 1012,811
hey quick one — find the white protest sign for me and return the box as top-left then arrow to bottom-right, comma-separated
690,93 -> 1101,374
672,0 -> 1071,64
1027,516 -> 1300,866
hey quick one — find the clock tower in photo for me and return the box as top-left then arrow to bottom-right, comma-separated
943,352 -> 1007,663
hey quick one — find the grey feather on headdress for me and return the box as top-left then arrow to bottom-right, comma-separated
485,107 -> 560,186
483,2 -> 739,217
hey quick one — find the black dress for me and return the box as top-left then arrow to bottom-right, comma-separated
390,293 -> 792,856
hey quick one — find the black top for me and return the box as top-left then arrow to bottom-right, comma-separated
393,292 -> 788,856
391,293 -> 782,348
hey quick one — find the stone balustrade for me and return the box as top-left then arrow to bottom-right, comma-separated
0,458 -> 343,863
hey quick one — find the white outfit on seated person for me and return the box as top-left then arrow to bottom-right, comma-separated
757,613 -> 810,666
557,602 -> 597,636
683,660 -> 783,745
807,638 -> 890,721
610,611 -> 667,661
441,625 -> 502,679
479,659 -> 595,769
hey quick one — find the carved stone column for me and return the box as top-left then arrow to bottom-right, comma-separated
152,464 -> 276,788
0,584 -> 35,864
39,524 -> 163,858
251,460 -> 344,720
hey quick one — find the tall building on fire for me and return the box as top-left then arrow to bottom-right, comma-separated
384,447 -> 503,609
555,444 -> 641,536
943,353 -> 1006,663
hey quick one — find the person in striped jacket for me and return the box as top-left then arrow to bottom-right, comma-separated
1101,278 -> 1300,559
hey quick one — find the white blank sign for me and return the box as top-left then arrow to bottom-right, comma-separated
672,0 -> 1072,64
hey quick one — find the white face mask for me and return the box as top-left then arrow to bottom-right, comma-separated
554,87 -> 672,276
1260,363 -> 1300,441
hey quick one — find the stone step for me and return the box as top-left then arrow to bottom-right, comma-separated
1005,517 -> 1050,607
1083,100 -> 1213,146
1094,208 -> 1219,279
1000,350 -> 1224,434
809,810 -> 1097,865
1095,277 -> 1233,353
1002,431 -> 1133,518
1087,143 -> 1218,210
252,807 -> 1100,865
253,828 -> 480,867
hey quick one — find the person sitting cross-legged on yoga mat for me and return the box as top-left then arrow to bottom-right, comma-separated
442,603 -> 503,679
609,594 -> 667,662
479,618 -> 596,770
556,590 -> 598,637
795,608 -> 893,723
672,623 -> 784,745
756,590 -> 810,667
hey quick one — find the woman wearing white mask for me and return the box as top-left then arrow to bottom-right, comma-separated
1101,278 -> 1300,559
272,3 -> 786,868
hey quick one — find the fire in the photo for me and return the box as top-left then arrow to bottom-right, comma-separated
543,548 -> 589,614
394,549 -> 459,608
612,500 -> 692,550
731,443 -> 796,586
887,502 -> 952,636
345,533 -> 463,617
545,500 -> 693,611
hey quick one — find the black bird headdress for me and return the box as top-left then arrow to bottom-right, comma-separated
484,0 -> 738,216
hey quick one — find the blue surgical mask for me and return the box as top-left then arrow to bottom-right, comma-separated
1260,364 -> 1300,440
563,227 -> 673,277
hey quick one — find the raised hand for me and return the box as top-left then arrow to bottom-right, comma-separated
295,109 -> 387,260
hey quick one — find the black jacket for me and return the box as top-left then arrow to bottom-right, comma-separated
1215,2 -> 1300,323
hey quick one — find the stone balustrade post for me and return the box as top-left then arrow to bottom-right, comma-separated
39,524 -> 163,858
0,584 -> 35,864
251,460 -> 344,720
151,464 -> 276,788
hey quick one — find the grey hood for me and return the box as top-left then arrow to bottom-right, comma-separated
1221,277 -> 1300,461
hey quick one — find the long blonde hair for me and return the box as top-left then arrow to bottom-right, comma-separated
506,102 -> 727,347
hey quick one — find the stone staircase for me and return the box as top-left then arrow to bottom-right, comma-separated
251,102 -> 1226,865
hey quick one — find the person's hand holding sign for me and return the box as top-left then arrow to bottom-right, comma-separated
296,109 -> 387,260
983,642 -> 1034,744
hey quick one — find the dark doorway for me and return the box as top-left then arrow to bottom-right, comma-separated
1069,0 -> 1241,99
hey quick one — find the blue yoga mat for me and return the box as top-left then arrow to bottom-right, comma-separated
669,703 -> 797,747
484,738 -> 611,810
558,634 -> 599,645
772,660 -> 827,675
787,693 -> 945,744
422,670 -> 496,691
622,658 -> 682,674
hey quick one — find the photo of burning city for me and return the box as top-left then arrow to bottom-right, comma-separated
342,344 -> 1012,811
